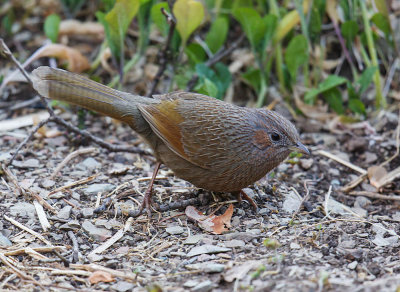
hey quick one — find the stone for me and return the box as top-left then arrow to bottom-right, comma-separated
12,158 -> 39,168
57,205 -> 72,220
184,234 -> 203,245
300,158 -> 313,170
76,157 -> 101,171
187,245 -> 230,257
83,184 -> 115,195
110,281 -> 134,292
191,280 -> 214,292
82,220 -> 112,241
10,202 -> 36,219
224,239 -> 245,248
348,261 -> 358,270
81,208 -> 94,218
282,190 -> 302,213
0,233 -> 12,246
166,226 -> 184,235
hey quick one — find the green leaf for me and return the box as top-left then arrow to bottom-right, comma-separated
196,78 -> 218,98
195,63 -> 231,99
308,1 -> 323,42
284,35 -> 308,81
348,98 -> 366,115
371,12 -> 391,35
341,20 -> 358,44
173,0 -> 204,45
241,68 -> 262,93
357,66 -> 377,95
205,16 -> 229,54
304,75 -> 347,103
374,0 -> 389,18
232,0 -> 253,10
185,43 -> 206,65
261,14 -> 278,51
214,62 -> 232,99
232,7 -> 264,50
151,2 -> 169,36
322,88 -> 344,114
196,63 -> 215,80
44,14 -> 61,43
99,0 -> 140,59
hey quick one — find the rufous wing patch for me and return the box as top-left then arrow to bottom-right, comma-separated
253,130 -> 272,150
138,100 -> 190,161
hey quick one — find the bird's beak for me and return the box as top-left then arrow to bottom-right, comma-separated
290,142 -> 310,155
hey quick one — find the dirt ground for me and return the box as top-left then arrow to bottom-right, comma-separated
0,96 -> 399,291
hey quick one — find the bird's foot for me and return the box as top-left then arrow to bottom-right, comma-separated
138,162 -> 161,218
138,188 -> 156,217
235,189 -> 258,211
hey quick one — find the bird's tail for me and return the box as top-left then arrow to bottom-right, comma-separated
32,66 -> 157,134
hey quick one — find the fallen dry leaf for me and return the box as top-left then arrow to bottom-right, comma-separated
368,165 -> 388,189
223,260 -> 261,282
59,19 -> 104,40
88,270 -> 115,284
294,91 -> 336,122
185,204 -> 233,234
34,44 -> 90,73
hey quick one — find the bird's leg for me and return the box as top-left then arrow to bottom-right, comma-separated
139,162 -> 161,217
234,189 -> 258,211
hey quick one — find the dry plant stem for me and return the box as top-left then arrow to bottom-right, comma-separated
0,253 -> 43,288
4,215 -> 51,245
68,231 -> 79,263
316,149 -> 367,175
3,164 -> 56,213
348,191 -> 400,201
148,8 -> 176,97
9,96 -> 41,111
4,247 -> 65,257
49,174 -> 98,195
33,200 -> 51,231
88,217 -> 134,257
291,180 -> 312,220
70,263 -> 141,282
50,147 -> 98,179
125,196 -> 210,217
0,38 -> 149,166
7,117 -> 50,165
186,34 -> 245,91
342,109 -> 399,192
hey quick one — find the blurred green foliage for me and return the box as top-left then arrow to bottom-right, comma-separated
5,0 -> 396,117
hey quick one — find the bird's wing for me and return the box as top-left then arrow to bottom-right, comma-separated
138,92 -> 231,170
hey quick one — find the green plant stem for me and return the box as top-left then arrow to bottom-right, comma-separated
214,0 -> 223,18
360,0 -> 385,108
108,53 -> 141,88
294,0 -> 310,88
269,0 -> 285,93
89,41 -> 108,72
256,75 -> 268,108
359,43 -> 371,67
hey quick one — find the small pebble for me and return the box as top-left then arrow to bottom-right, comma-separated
166,226 -> 185,235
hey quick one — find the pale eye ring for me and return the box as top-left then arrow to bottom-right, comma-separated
270,132 -> 281,142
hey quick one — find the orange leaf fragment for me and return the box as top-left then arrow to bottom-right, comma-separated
185,204 -> 234,234
368,165 -> 388,189
88,271 -> 115,284
35,44 -> 90,73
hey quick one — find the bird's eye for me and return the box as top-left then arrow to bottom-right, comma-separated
270,133 -> 281,142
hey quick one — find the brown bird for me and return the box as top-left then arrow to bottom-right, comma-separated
32,66 -> 309,215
